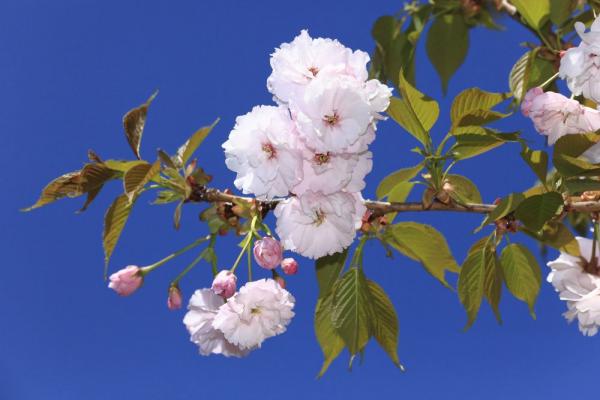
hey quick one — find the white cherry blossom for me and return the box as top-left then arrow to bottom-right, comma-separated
560,19 -> 600,103
267,30 -> 369,104
292,150 -> 372,195
212,279 -> 295,350
547,237 -> 600,336
222,105 -> 303,199
274,191 -> 365,259
183,289 -> 250,357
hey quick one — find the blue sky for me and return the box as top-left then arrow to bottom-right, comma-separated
2,1 -> 599,399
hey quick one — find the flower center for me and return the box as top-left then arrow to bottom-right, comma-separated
313,152 -> 330,165
313,209 -> 326,226
308,66 -> 319,77
250,307 -> 262,315
262,143 -> 276,159
323,111 -> 340,127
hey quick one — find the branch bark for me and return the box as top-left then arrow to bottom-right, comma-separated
188,186 -> 600,215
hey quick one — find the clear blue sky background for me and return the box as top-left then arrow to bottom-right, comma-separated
2,1 -> 599,399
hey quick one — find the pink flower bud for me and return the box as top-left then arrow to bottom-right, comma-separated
253,237 -> 283,269
167,286 -> 183,310
108,265 -> 143,296
281,258 -> 298,275
521,87 -> 543,117
275,276 -> 286,289
212,270 -> 237,298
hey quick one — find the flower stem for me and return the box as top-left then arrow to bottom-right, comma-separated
540,72 -> 560,90
141,235 -> 211,275
230,216 -> 257,274
171,251 -> 206,286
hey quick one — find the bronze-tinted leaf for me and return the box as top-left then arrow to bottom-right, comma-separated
123,160 -> 161,201
103,194 -> 134,277
24,171 -> 83,211
175,119 -> 220,167
122,91 -> 158,160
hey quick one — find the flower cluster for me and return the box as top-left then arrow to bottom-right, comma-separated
522,16 -> 600,336
223,30 -> 392,259
547,237 -> 600,336
184,278 -> 295,357
522,17 -> 600,163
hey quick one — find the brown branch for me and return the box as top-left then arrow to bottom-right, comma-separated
188,186 -> 600,216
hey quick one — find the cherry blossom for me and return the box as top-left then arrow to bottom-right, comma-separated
222,105 -> 303,199
267,30 -> 369,104
521,88 -> 600,145
547,237 -> 600,336
274,191 -> 365,259
212,279 -> 295,350
183,289 -> 250,357
559,19 -> 600,103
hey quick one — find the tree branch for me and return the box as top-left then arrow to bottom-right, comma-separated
188,186 -> 600,216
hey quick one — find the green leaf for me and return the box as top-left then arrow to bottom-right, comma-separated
385,222 -> 459,287
367,280 -> 403,370
450,88 -> 508,127
176,119 -> 220,167
103,194 -> 134,277
123,160 -> 161,202
315,250 -> 348,299
564,178 -> 600,194
426,13 -> 469,93
458,237 -> 494,329
553,133 -> 600,177
331,268 -> 372,357
122,91 -> 158,160
484,249 -> 503,324
315,294 -> 346,377
514,192 -> 564,231
521,221 -> 581,257
520,144 -> 548,184
475,192 -> 525,233
509,49 -> 555,103
499,244 -> 542,318
398,71 -> 439,132
387,97 -> 429,146
445,174 -> 482,204
376,164 -> 423,199
511,0 -> 550,29
550,0 -> 575,26
451,128 -> 519,160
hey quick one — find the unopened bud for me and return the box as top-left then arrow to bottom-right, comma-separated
167,286 -> 183,310
281,258 -> 298,275
108,265 -> 143,296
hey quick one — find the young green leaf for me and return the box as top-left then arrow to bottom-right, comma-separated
173,201 -> 183,230
331,268 -> 373,358
510,0 -> 550,29
458,237 -> 493,329
521,221 -> 581,257
484,250 -> 503,324
122,91 -> 158,160
499,244 -> 542,318
385,222 -> 460,288
514,192 -> 564,231
367,280 -> 403,370
315,294 -> 346,377
520,144 -> 548,185
426,13 -> 469,93
451,128 -> 519,160
450,88 -> 508,127
444,174 -> 482,204
398,71 -> 439,132
315,250 -> 348,299
376,164 -> 423,199
550,0 -> 575,26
